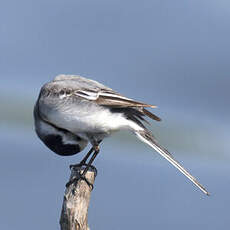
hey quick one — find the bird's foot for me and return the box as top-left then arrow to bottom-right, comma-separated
69,163 -> 82,170
69,163 -> 97,176
65,174 -> 94,190
66,163 -> 97,190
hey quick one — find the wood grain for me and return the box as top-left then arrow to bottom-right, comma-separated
60,166 -> 96,230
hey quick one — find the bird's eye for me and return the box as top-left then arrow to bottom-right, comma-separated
60,90 -> 65,95
59,90 -> 66,99
66,89 -> 71,95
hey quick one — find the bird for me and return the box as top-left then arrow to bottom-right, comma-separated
34,74 -> 209,195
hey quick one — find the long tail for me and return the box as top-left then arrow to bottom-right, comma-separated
135,129 -> 209,195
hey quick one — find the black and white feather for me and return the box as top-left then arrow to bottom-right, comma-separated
34,74 -> 209,195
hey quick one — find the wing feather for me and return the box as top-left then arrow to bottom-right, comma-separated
74,89 -> 157,108
142,108 -> 161,121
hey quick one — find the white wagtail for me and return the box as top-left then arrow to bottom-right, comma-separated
34,74 -> 209,195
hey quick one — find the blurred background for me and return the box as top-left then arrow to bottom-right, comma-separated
0,0 -> 229,229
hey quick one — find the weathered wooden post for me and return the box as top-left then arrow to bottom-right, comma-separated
60,166 -> 96,230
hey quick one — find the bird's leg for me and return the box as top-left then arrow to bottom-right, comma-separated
80,145 -> 100,178
78,139 -> 102,174
69,140 -> 102,170
66,144 -> 100,190
80,147 -> 94,165
69,147 -> 94,169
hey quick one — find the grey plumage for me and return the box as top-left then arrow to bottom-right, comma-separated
34,74 -> 209,195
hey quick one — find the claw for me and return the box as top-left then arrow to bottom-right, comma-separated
81,164 -> 97,177
69,163 -> 81,170
79,175 -> 94,190
69,163 -> 97,176
67,162 -> 97,191
65,175 -> 94,190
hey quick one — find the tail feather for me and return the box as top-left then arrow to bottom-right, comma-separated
142,108 -> 161,122
135,130 -> 209,196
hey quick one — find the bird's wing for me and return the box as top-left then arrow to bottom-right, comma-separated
73,89 -> 161,121
74,88 -> 157,108
52,75 -> 161,121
